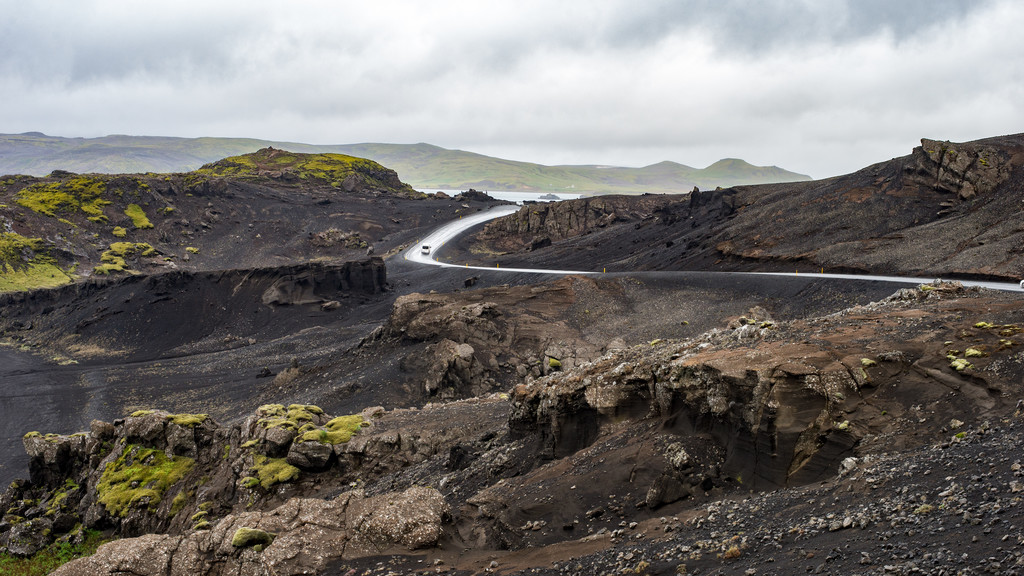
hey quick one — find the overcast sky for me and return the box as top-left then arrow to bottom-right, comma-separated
2,1 -> 1022,178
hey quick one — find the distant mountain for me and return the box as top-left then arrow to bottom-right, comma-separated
0,133 -> 811,193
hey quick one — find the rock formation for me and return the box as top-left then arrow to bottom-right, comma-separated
904,138 -> 1012,199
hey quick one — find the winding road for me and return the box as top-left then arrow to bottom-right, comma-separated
404,205 -> 1024,292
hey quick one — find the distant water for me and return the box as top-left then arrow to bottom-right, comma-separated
418,189 -> 584,204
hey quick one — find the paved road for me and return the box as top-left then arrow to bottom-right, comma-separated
403,205 -> 1024,292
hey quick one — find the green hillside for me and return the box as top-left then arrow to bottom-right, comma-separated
0,133 -> 811,194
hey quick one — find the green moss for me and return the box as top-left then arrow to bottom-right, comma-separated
860,358 -> 877,367
950,358 -> 973,372
190,511 -> 207,522
185,246 -> 200,254
0,232 -> 74,292
974,321 -> 996,329
964,348 -> 986,358
112,226 -> 127,238
548,357 -> 562,369
240,476 -> 260,489
240,439 -> 261,449
94,242 -> 157,275
166,413 -> 208,427
130,410 -> 155,417
46,479 -> 79,515
231,527 -> 275,548
250,456 -> 299,489
297,414 -> 364,445
96,445 -> 194,517
222,444 -> 231,459
257,404 -> 324,432
15,177 -> 110,220
124,204 -> 153,229
23,431 -> 41,439
169,490 -> 191,518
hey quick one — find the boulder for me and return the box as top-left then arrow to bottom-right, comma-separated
286,440 -> 333,471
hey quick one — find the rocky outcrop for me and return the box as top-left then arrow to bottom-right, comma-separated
905,138 -> 1012,199
382,279 -> 616,399
0,397 -> 516,563
51,486 -> 450,576
477,195 -> 675,252
510,282 -> 1018,491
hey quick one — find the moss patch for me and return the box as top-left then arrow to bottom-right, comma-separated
0,232 -> 73,292
257,404 -> 323,432
231,527 -> 275,548
250,456 -> 299,489
124,204 -> 153,229
298,414 -> 364,445
166,413 -> 208,427
96,445 -> 194,517
94,242 -> 157,275
169,490 -> 191,517
15,176 -> 111,221
112,226 -> 127,238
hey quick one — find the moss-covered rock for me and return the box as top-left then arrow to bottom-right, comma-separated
95,445 -> 194,517
0,232 -> 74,292
230,527 -> 275,548
249,456 -> 299,490
166,414 -> 208,427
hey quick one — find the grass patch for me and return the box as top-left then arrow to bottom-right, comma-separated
96,445 -> 194,517
124,204 -> 153,229
0,528 -> 110,575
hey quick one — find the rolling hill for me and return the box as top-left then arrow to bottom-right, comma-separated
0,133 -> 810,194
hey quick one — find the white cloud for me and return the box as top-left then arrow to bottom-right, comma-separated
1,0 -> 1021,178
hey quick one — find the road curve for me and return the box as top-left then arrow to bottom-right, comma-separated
403,205 -> 1023,292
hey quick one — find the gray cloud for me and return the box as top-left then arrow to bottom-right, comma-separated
0,0 -> 1020,179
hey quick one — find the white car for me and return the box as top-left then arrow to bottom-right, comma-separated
1020,279 -> 1024,289
421,245 -> 431,255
